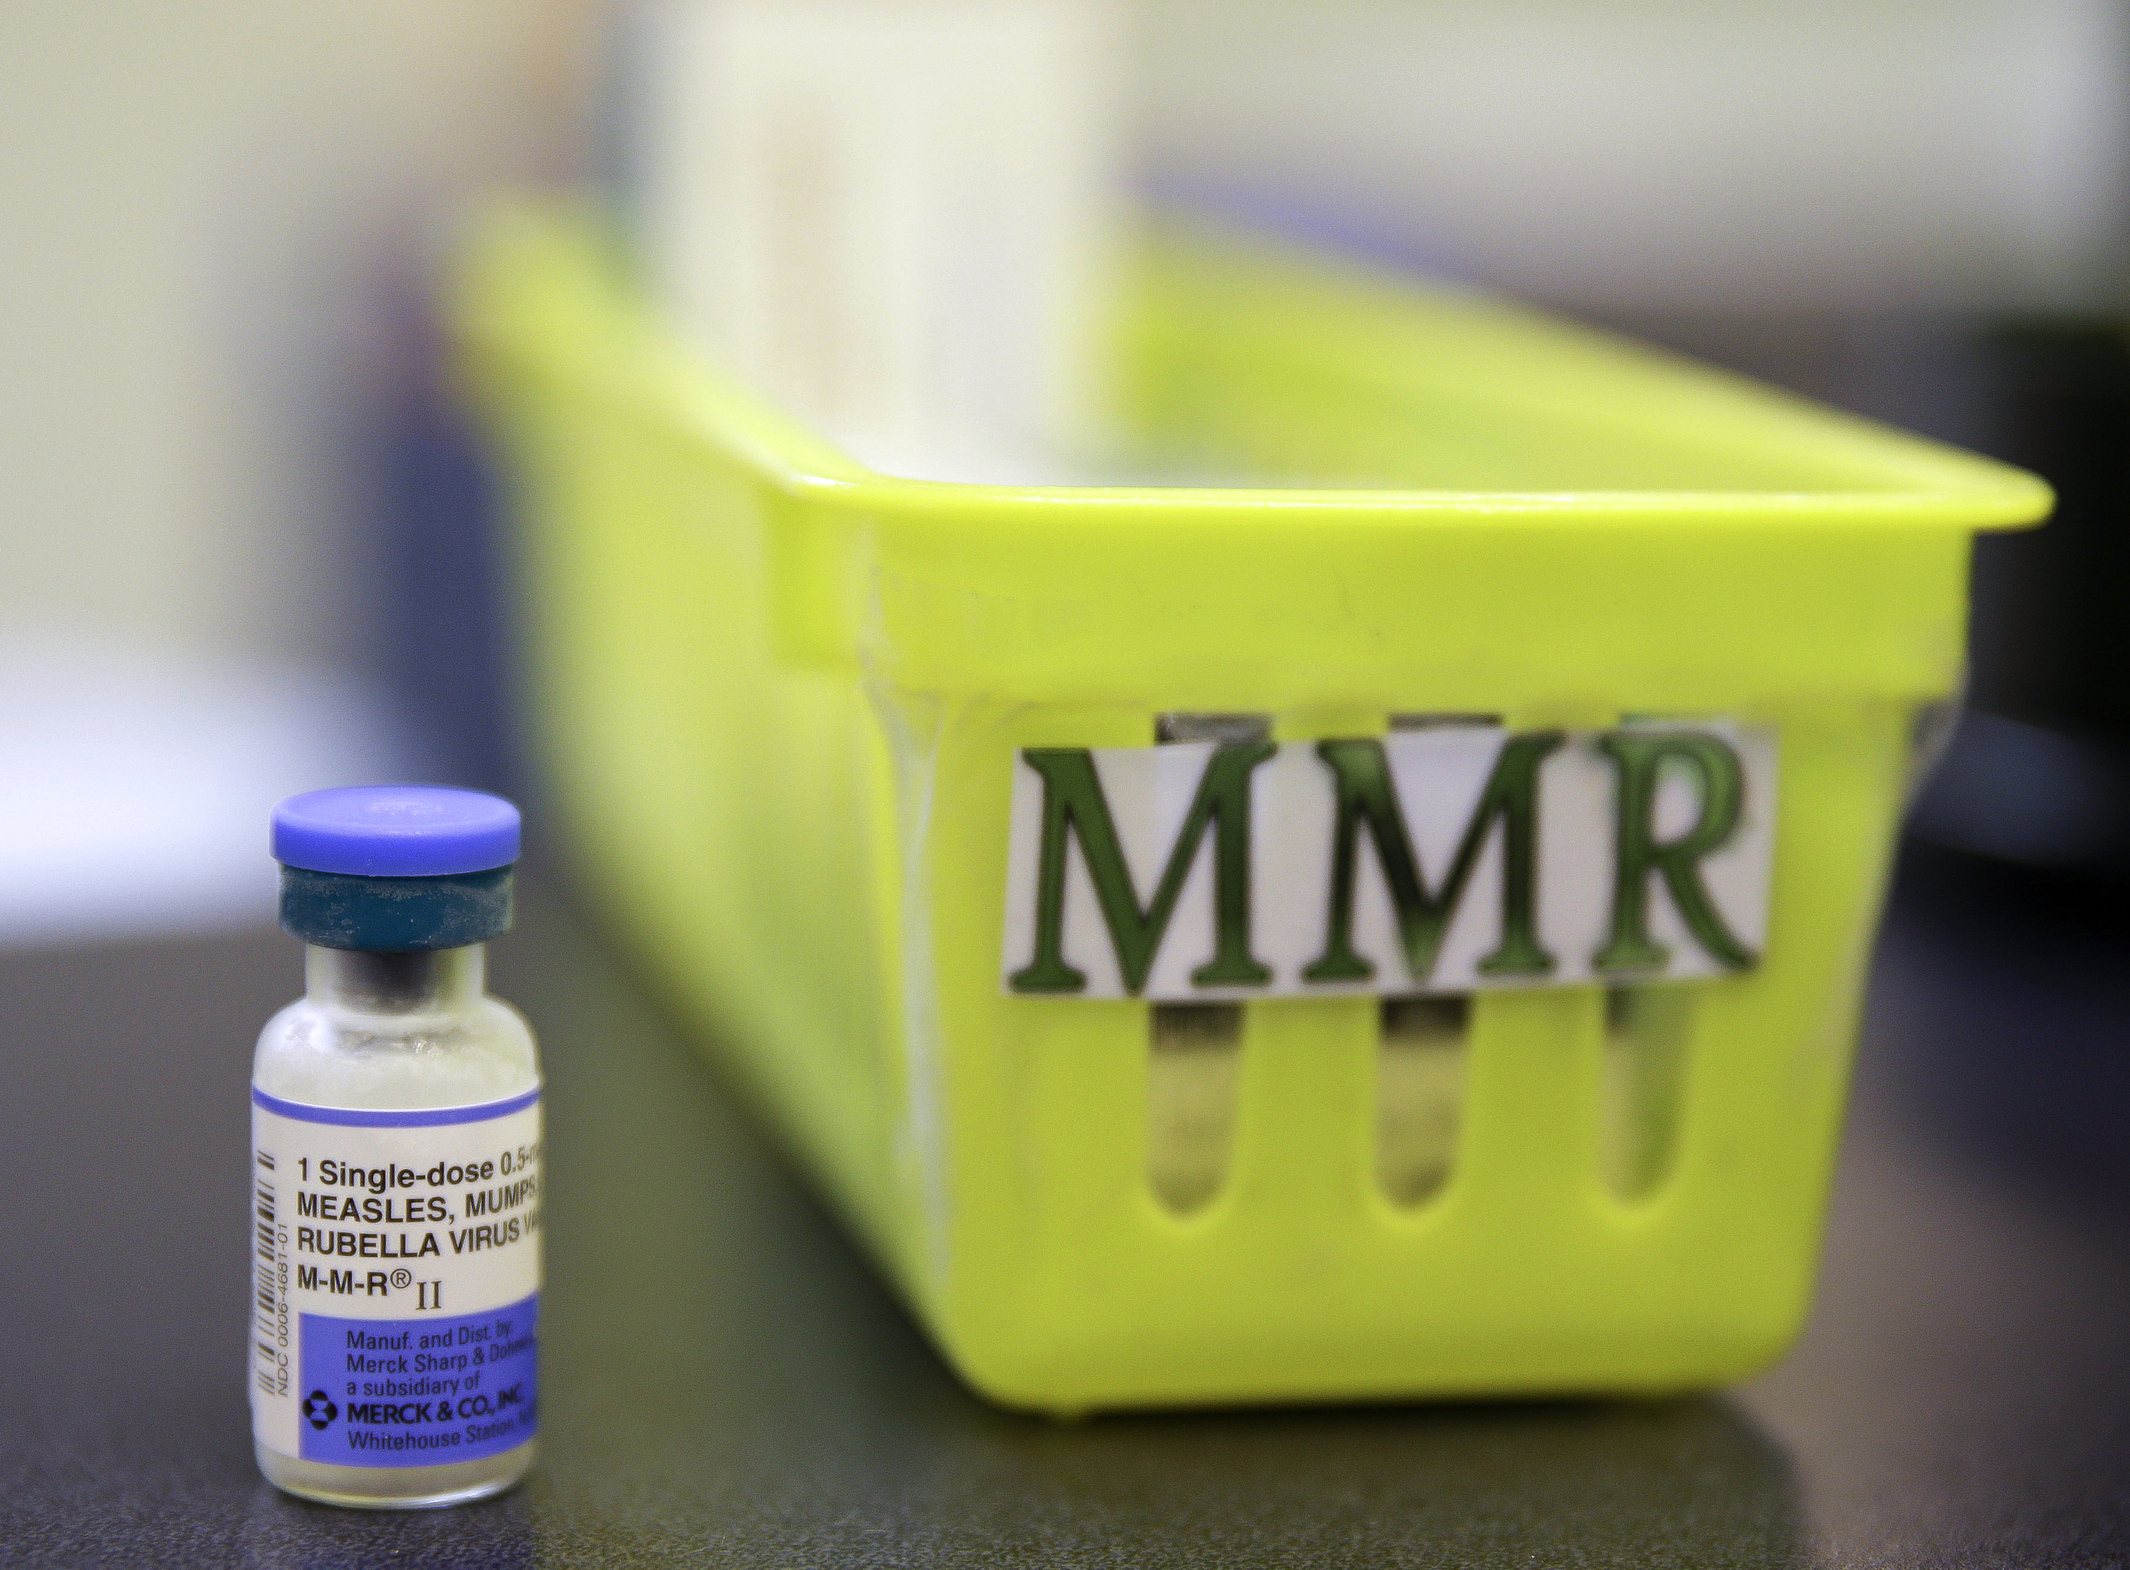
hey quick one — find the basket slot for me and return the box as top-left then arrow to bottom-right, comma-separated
1375,996 -> 1468,1208
1386,712 -> 1502,731
1143,712 -> 1270,1214
1154,713 -> 1278,747
1596,709 -> 1714,1203
1600,986 -> 1695,1202
1363,712 -> 1496,1209
1147,1002 -> 1244,1215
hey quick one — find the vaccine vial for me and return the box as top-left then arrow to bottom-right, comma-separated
250,786 -> 541,1509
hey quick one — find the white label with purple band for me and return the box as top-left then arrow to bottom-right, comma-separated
249,1087 -> 542,1468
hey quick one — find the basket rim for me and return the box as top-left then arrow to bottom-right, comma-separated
454,202 -> 2053,537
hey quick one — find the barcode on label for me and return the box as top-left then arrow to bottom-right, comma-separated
254,1152 -> 280,1393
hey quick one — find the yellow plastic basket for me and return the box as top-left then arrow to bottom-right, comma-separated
457,207 -> 2047,1412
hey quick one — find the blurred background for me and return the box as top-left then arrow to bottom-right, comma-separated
2,0 -> 2125,941
9,14 -> 2130,1559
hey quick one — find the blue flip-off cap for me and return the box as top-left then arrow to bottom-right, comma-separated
272,786 -> 520,878
271,786 -> 521,950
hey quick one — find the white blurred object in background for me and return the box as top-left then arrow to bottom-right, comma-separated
3,0 -> 2124,946
0,0 -> 599,672
0,1 -> 603,945
629,0 -> 1125,480
0,646 -> 424,947
1140,0 -> 2130,313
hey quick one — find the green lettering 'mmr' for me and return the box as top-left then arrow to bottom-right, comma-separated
1305,731 -> 1565,986
1593,731 -> 1757,973
1010,742 -> 1277,996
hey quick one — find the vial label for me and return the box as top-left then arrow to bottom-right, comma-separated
249,1086 -> 541,1467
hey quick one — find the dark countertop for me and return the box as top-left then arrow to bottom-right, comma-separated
4,849 -> 2127,1567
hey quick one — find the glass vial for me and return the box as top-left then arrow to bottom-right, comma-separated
250,786 -> 541,1509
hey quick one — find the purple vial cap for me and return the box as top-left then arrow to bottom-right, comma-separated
272,785 -> 521,878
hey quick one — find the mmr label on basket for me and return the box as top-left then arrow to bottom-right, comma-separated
1004,724 -> 1775,1000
